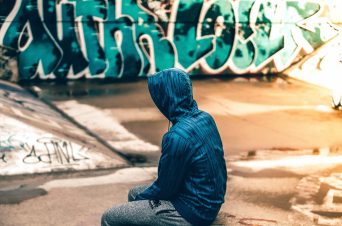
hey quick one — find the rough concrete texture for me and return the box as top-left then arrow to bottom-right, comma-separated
0,80 -> 128,175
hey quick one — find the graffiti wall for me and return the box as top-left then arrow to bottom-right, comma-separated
0,0 -> 341,81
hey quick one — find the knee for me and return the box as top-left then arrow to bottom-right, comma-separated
127,188 -> 135,202
128,185 -> 148,202
101,210 -> 111,226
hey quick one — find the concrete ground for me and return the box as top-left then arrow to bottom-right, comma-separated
44,76 -> 342,159
1,76 -> 342,225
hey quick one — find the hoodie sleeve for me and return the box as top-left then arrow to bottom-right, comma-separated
135,132 -> 189,201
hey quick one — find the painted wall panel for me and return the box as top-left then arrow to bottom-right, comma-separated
0,0 -> 341,81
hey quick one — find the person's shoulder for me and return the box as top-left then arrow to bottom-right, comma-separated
168,125 -> 191,140
197,109 -> 214,120
169,121 -> 202,144
162,130 -> 194,152
163,129 -> 187,141
197,110 -> 218,126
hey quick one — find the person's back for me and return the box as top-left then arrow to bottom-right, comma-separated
168,110 -> 227,225
102,68 -> 227,226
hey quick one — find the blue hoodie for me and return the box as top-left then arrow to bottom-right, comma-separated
136,68 -> 227,226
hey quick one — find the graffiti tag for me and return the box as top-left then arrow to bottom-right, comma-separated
0,136 -> 91,165
21,137 -> 90,164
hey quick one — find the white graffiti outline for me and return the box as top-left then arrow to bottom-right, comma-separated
0,0 -> 22,45
17,22 -> 33,51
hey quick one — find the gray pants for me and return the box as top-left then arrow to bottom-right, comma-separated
101,185 -> 192,226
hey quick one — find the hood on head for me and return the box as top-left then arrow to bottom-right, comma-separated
147,68 -> 198,123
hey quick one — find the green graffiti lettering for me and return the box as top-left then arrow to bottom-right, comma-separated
201,0 -> 235,71
1,0 -> 62,79
275,1 -> 338,70
70,0 -> 107,76
0,0 -> 339,80
172,0 -> 214,70
43,1 -> 88,79
231,1 -> 256,71
122,0 -> 175,74
237,0 -> 255,40
103,0 -> 143,78
252,1 -> 284,69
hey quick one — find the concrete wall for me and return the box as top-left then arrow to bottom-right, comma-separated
0,0 -> 341,81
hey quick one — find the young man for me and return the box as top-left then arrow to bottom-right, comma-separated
101,68 -> 227,226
